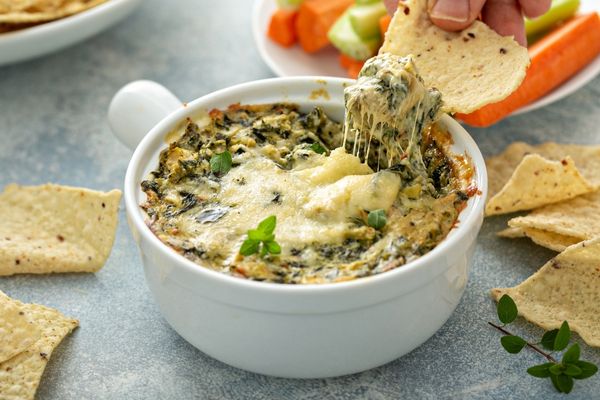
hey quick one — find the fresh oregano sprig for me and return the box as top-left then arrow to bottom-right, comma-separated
490,294 -> 598,394
239,215 -> 281,258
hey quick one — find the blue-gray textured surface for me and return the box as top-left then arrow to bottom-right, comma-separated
1,1 -> 600,398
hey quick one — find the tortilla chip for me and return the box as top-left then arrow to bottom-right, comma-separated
508,190 -> 600,242
492,237 -> 600,347
486,142 -> 600,215
0,292 -> 41,364
0,291 -> 78,400
0,0 -> 107,24
0,0 -> 39,14
498,226 -> 580,252
487,142 -> 600,194
497,226 -> 525,239
0,183 -> 121,276
379,0 -> 529,114
486,154 -> 595,215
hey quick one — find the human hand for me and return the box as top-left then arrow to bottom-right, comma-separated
383,0 -> 551,46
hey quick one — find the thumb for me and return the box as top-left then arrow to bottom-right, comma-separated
429,0 -> 486,31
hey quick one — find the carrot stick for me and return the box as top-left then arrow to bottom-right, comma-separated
339,53 -> 357,69
347,59 -> 365,79
268,9 -> 298,47
457,13 -> 600,127
379,14 -> 391,38
295,0 -> 353,53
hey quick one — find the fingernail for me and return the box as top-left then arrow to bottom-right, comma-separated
429,0 -> 469,22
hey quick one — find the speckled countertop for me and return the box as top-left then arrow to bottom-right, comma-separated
1,1 -> 599,398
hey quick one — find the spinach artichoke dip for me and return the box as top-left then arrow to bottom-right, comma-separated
141,54 -> 475,284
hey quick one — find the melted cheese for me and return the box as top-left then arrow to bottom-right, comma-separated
175,148 -> 399,263
343,53 -> 441,173
142,102 -> 471,284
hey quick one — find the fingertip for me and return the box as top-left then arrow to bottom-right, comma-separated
428,17 -> 472,32
520,0 -> 552,19
483,0 -> 528,47
513,29 -> 527,47
428,0 -> 485,32
383,0 -> 399,15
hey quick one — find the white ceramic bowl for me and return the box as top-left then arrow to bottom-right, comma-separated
0,0 -> 143,66
108,78 -> 487,378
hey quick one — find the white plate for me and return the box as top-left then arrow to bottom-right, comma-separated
0,0 -> 143,66
252,0 -> 600,116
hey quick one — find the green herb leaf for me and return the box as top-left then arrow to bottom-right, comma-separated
540,329 -> 559,350
527,363 -> 554,378
549,363 -> 564,376
554,321 -> 571,351
555,374 -> 574,394
573,361 -> 598,379
247,229 -> 274,242
550,374 -> 562,392
264,240 -> 281,255
564,364 -> 583,377
257,215 -> 277,235
239,216 -> 281,258
367,209 -> 387,230
562,343 -> 580,364
210,151 -> 232,176
497,294 -> 518,324
310,142 -> 327,154
239,239 -> 259,256
500,335 -> 527,354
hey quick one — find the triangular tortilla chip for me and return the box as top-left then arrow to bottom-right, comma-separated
0,292 -> 41,364
492,237 -> 600,347
486,154 -> 596,215
380,0 -> 529,114
486,142 -> 600,215
0,291 -> 78,400
498,226 -> 580,252
0,184 -> 121,276
487,142 -> 600,193
508,190 -> 600,241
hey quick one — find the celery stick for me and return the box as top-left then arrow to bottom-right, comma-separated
355,0 -> 381,5
328,11 -> 381,60
525,0 -> 580,40
276,0 -> 303,10
349,1 -> 388,39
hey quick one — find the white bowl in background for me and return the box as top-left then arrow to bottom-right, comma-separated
108,77 -> 487,378
0,0 -> 143,67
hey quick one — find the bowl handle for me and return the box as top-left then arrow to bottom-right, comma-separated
108,80 -> 182,150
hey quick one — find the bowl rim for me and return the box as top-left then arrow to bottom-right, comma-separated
124,76 -> 487,296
